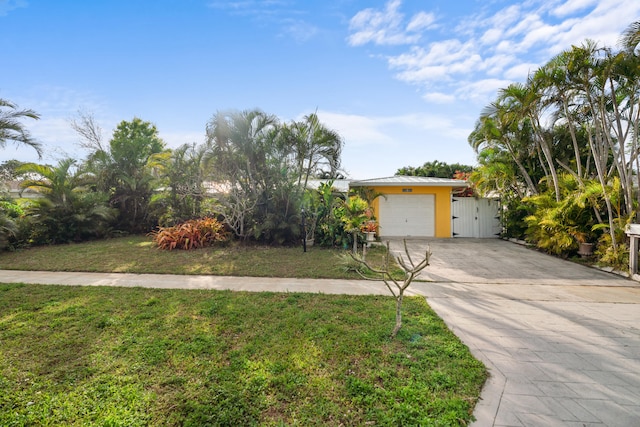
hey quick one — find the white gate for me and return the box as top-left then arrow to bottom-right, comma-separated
451,197 -> 501,238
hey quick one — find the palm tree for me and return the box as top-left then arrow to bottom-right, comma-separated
281,112 -> 344,189
154,143 -> 208,225
205,109 -> 287,240
620,20 -> 640,52
469,100 -> 539,196
565,41 -> 622,250
499,81 -> 562,201
20,159 -> 81,206
0,98 -> 42,158
19,159 -> 115,244
535,52 -> 586,179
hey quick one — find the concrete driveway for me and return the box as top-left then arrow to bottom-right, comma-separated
389,238 -> 640,427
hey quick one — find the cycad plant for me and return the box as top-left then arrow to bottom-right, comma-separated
19,159 -> 116,244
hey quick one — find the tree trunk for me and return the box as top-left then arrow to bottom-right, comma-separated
352,231 -> 358,254
391,292 -> 404,338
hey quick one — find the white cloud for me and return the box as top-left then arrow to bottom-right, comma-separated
551,0 -> 598,17
482,54 -> 518,76
454,79 -> 513,102
0,0 -> 27,17
347,0 -> 434,46
388,40 -> 483,89
316,111 -> 393,147
29,116 -> 84,161
349,0 -> 640,108
504,63 -> 539,80
480,28 -> 503,45
280,19 -> 319,43
545,0 -> 640,53
406,11 -> 436,32
422,92 -> 455,104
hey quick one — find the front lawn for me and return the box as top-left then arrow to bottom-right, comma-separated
0,236 -> 401,279
0,284 -> 487,426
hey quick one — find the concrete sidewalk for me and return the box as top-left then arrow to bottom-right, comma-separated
0,269 -> 398,295
2,239 -> 640,427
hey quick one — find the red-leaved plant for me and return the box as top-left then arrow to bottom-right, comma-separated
150,217 -> 228,250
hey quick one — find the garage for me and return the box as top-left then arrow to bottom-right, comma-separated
350,176 -> 468,238
378,194 -> 435,237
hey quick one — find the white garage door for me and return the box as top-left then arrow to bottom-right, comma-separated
378,194 -> 435,237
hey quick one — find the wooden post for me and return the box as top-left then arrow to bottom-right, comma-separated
630,236 -> 638,276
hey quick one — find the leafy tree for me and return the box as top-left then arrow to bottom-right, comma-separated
523,174 -> 604,256
0,160 -> 28,182
82,118 -> 167,233
0,98 -> 41,158
620,20 -> 640,52
310,180 -> 348,247
469,94 -> 541,196
396,160 -> 472,178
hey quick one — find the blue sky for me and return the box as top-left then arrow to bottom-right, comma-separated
2,0 -> 639,178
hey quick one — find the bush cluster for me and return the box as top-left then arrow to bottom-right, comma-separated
150,217 -> 228,250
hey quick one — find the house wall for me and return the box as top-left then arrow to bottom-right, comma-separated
368,185 -> 454,238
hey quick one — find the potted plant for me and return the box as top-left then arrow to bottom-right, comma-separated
571,228 -> 594,258
361,220 -> 378,246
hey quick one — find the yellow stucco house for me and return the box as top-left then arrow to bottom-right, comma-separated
349,176 -> 469,238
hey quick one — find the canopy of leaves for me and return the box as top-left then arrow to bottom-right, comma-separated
396,160 -> 473,178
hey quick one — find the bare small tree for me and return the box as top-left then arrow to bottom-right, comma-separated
351,240 -> 431,338
70,109 -> 106,153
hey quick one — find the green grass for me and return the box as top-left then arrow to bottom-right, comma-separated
0,283 -> 487,426
0,236 -> 402,279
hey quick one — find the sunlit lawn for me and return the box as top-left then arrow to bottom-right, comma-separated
0,284 -> 487,426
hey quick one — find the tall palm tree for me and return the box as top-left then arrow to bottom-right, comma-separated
281,112 -> 344,189
564,41 -> 621,249
499,81 -> 561,201
469,100 -> 539,196
0,98 -> 42,158
535,52 -> 586,179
